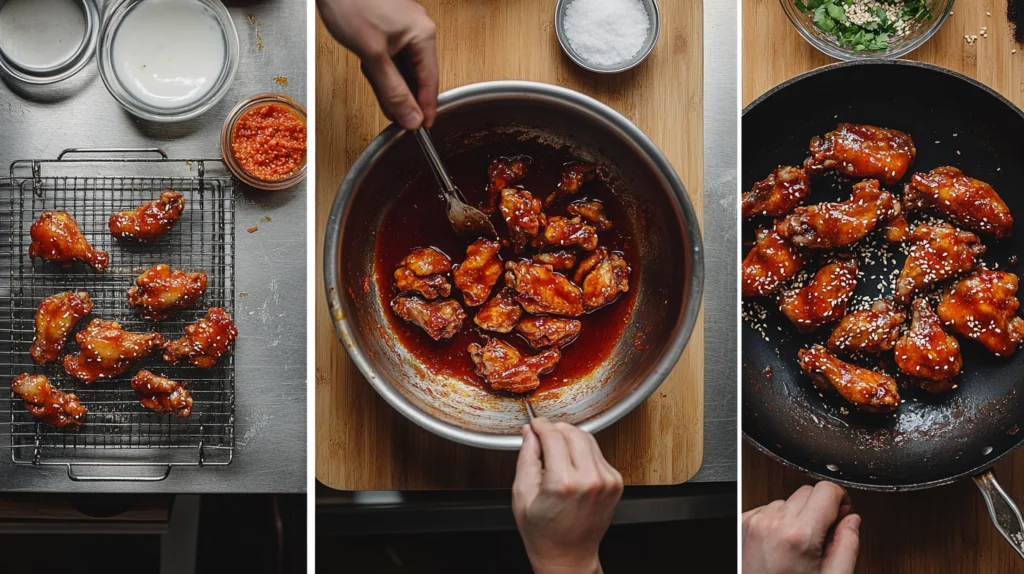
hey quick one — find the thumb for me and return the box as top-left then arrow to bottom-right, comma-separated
360,55 -> 423,130
821,513 -> 860,574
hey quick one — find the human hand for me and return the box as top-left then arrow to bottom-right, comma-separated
318,0 -> 438,130
512,417 -> 623,574
742,481 -> 860,574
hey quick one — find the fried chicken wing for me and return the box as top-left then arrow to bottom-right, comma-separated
882,212 -> 910,243
131,370 -> 193,417
30,291 -> 93,365
566,200 -> 613,231
895,299 -> 962,394
741,228 -> 807,297
779,257 -> 858,333
29,211 -> 109,271
499,188 -> 546,253
532,250 -> 577,271
937,270 -> 1024,356
798,345 -> 900,413
804,123 -> 916,184
516,316 -> 582,349
895,224 -> 985,304
467,338 -> 561,393
505,260 -> 584,317
546,162 -> 595,206
579,250 -> 630,312
64,319 -> 165,383
393,247 -> 452,299
109,190 -> 186,242
127,264 -> 208,320
775,180 -> 902,249
538,216 -> 598,251
487,157 -> 528,196
904,166 -> 1013,238
453,239 -> 502,306
162,308 -> 239,368
473,288 -> 522,333
11,373 -> 86,429
391,296 -> 465,340
827,299 -> 906,355
742,166 -> 811,218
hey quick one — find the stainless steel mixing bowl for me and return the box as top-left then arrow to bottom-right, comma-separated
323,81 -> 703,450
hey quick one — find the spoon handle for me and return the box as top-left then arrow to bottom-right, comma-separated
414,127 -> 462,203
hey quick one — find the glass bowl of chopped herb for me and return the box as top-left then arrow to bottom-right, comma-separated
782,0 -> 954,60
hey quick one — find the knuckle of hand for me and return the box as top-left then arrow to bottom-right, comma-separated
779,525 -> 813,551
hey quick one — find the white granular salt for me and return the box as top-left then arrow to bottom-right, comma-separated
563,0 -> 650,67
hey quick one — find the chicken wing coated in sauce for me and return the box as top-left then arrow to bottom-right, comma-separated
532,250 -> 577,271
487,157 -> 528,196
741,227 -> 807,297
538,216 -> 598,251
163,308 -> 239,368
392,296 -> 465,340
468,338 -> 561,393
827,299 -> 906,356
775,180 -> 902,249
799,345 -> 900,413
577,249 -> 630,312
131,370 -> 193,417
804,123 -> 916,184
937,270 -> 1024,356
128,264 -> 208,320
895,299 -> 962,394
453,239 -> 503,306
904,166 -> 1013,239
29,211 -> 109,272
64,319 -> 165,383
546,162 -> 596,206
567,200 -> 613,231
11,373 -> 86,429
505,260 -> 584,317
30,291 -> 93,365
742,166 -> 811,218
779,257 -> 858,333
499,188 -> 546,253
895,224 -> 985,304
109,190 -> 186,242
516,316 -> 582,349
473,288 -> 522,333
393,247 -> 452,299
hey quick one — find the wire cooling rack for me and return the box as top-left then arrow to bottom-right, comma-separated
0,149 -> 235,480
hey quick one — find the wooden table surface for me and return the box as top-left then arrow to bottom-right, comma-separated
743,0 -> 1024,570
315,0 -> 706,490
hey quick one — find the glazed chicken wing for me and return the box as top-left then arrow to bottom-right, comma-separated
566,200 -> 613,231
538,216 -> 598,251
895,299 -> 962,394
162,308 -> 239,368
779,257 -> 858,333
505,260 -> 584,317
742,166 -> 811,218
804,123 -> 916,184
532,250 -> 577,271
393,247 -> 452,299
29,211 -> 109,272
516,316 -> 582,349
741,228 -> 807,297
799,345 -> 900,413
473,288 -> 522,333
827,299 -> 906,355
128,264 -> 208,320
131,370 -> 193,417
499,189 -> 546,253
579,250 -> 630,312
775,180 -> 902,249
546,162 -> 596,206
937,270 -> 1024,356
487,157 -> 528,196
11,373 -> 86,429
30,291 -> 93,365
895,224 -> 985,304
904,166 -> 1013,238
391,296 -> 465,340
453,239 -> 502,306
109,190 -> 186,242
468,338 -> 561,393
64,319 -> 165,383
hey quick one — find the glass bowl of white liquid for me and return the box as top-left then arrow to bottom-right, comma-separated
97,0 -> 239,122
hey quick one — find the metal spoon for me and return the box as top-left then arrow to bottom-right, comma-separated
413,127 -> 498,239
523,398 -> 537,422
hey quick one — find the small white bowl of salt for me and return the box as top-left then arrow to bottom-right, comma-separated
555,0 -> 659,74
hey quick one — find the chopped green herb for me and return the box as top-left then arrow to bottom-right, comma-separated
795,0 -> 934,52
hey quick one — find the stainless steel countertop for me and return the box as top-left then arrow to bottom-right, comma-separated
0,0 -> 306,492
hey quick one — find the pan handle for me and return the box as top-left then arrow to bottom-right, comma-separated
974,470 -> 1024,560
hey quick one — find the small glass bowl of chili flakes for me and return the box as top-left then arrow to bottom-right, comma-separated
221,93 -> 307,190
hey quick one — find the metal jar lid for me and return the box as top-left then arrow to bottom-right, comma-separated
0,0 -> 99,84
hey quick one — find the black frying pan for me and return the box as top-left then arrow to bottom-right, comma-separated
742,60 -> 1024,557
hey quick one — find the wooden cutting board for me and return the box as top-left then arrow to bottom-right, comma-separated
744,0 -> 1024,570
315,0 -> 705,490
